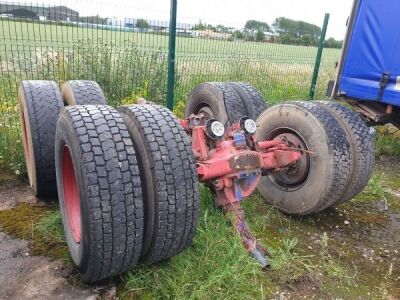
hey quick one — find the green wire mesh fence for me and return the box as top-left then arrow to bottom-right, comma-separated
0,2 -> 340,173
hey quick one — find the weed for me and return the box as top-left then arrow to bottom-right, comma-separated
35,210 -> 66,245
318,232 -> 355,286
376,131 -> 400,156
363,173 -> 388,200
268,237 -> 317,285
0,204 -> 68,259
121,186 -> 266,299
379,263 -> 393,297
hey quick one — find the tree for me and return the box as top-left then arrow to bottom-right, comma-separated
192,21 -> 217,32
233,30 -> 244,39
244,20 -> 270,32
216,24 -> 231,33
79,15 -> 107,25
245,20 -> 268,32
273,17 -> 321,38
255,30 -> 265,42
192,21 -> 206,31
324,37 -> 343,49
272,17 -> 322,46
136,19 -> 149,29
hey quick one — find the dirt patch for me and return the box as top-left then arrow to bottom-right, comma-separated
0,180 -> 116,300
0,231 -> 94,299
0,179 -> 38,211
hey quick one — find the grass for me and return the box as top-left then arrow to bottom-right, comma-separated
0,19 -> 340,62
0,19 -> 340,170
122,187 -> 265,300
0,164 -> 399,298
375,126 -> 400,156
0,203 -> 68,258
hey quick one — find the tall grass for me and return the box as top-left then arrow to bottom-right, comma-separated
122,186 -> 265,300
0,40 -> 168,172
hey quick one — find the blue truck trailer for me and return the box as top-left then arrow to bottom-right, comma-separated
331,0 -> 400,127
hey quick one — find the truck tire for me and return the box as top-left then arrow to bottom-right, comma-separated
185,82 -> 247,126
255,101 -> 352,215
18,80 -> 63,198
227,82 -> 269,119
61,80 -> 107,106
55,105 -> 144,282
316,101 -> 375,203
118,104 -> 200,264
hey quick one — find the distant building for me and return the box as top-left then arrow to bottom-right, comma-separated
195,30 -> 230,40
0,3 -> 79,21
47,6 -> 79,22
107,17 -> 191,32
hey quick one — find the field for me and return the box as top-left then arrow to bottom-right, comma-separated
0,19 -> 340,98
0,20 -> 340,174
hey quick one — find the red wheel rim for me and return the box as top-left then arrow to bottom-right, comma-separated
62,145 -> 81,243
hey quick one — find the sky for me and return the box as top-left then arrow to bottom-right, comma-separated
6,0 -> 354,39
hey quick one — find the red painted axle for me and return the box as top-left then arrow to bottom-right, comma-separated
181,121 -> 301,183
180,115 -> 302,267
196,140 -> 301,181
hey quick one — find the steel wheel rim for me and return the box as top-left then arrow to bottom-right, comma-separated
62,145 -> 82,243
197,104 -> 216,120
266,127 -> 310,191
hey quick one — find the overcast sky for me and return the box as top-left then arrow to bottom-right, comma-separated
8,0 -> 354,39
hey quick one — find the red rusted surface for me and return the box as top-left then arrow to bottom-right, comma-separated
183,113 -> 304,266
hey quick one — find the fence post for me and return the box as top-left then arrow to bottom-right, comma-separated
309,13 -> 330,100
166,0 -> 177,110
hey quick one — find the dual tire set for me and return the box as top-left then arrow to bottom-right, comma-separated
185,82 -> 375,215
18,80 -> 375,281
18,80 -> 199,282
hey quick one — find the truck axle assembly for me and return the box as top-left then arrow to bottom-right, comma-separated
181,113 -> 302,266
18,80 -> 375,282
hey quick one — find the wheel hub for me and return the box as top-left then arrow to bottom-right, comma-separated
267,129 -> 310,190
62,145 -> 81,243
198,105 -> 215,120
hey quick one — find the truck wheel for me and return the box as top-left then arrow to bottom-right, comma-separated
61,80 -> 107,106
316,101 -> 375,203
255,101 -> 352,215
227,82 -> 269,119
18,80 -> 63,198
185,82 -> 247,125
55,105 -> 144,282
118,104 -> 200,264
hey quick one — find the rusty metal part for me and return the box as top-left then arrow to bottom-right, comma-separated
225,207 -> 270,267
198,105 -> 215,120
265,129 -> 310,190
182,113 -> 302,266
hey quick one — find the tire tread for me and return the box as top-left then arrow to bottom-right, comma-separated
118,104 -> 200,264
59,105 -> 143,282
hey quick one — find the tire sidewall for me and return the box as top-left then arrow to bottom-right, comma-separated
55,113 -> 90,270
61,82 -> 77,106
256,104 -> 334,214
18,83 -> 37,192
119,110 -> 155,258
185,83 -> 229,124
